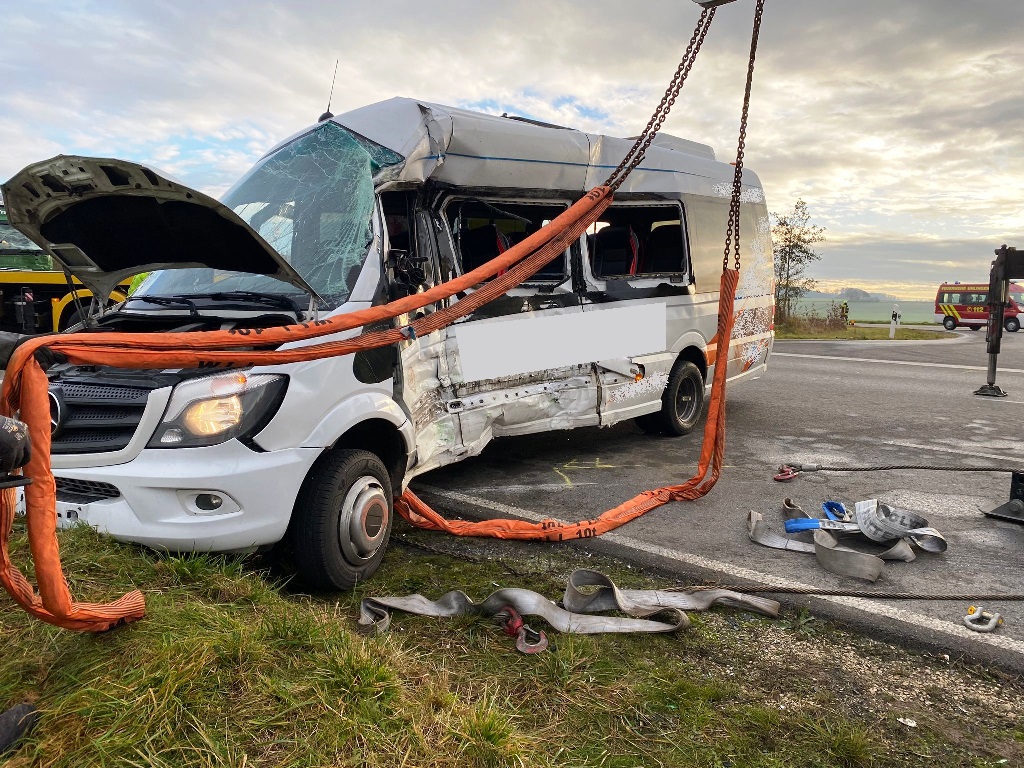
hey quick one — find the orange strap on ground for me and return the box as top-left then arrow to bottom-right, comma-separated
0,187 -> 613,631
394,268 -> 740,541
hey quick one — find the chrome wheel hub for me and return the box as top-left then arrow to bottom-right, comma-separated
675,377 -> 699,422
338,476 -> 390,564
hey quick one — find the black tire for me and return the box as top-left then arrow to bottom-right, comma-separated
970,325 -> 981,331
58,307 -> 82,331
290,448 -> 393,591
942,316 -> 957,331
634,360 -> 705,437
634,413 -> 663,435
1006,317 -> 1020,333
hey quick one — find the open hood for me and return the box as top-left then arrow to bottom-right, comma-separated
1,155 -> 322,303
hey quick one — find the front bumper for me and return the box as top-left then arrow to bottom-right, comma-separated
53,441 -> 321,552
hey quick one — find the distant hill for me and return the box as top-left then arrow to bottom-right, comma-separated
804,288 -> 900,302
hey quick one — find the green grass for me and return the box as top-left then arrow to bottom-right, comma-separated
852,320 -> 941,326
775,325 -> 956,340
1,524 -> 1022,767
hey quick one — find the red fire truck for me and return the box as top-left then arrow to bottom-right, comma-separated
934,282 -> 1024,332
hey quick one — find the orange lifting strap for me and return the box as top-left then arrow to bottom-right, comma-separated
0,0 -> 765,631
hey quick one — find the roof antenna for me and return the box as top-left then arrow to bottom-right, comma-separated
319,60 -> 339,122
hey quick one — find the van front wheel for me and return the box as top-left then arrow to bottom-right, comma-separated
943,316 -> 957,331
1006,317 -> 1020,333
291,448 -> 393,591
635,360 -> 705,437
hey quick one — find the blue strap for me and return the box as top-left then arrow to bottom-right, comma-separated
784,518 -> 821,534
822,501 -> 847,521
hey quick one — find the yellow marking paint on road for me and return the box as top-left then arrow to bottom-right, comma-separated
553,456 -> 735,486
555,457 -> 622,486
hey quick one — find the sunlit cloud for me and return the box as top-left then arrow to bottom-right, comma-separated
1,0 -> 1020,298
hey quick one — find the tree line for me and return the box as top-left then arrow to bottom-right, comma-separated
771,198 -> 825,322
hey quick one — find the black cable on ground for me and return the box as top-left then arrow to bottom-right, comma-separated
675,585 -> 1024,600
807,464 -> 1023,474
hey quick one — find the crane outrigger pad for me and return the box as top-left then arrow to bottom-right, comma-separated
984,471 -> 1024,524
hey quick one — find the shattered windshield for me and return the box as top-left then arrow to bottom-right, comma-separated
0,204 -> 52,269
136,122 -> 402,308
1,205 -> 42,251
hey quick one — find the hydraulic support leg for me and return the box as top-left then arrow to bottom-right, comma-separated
985,471 -> 1024,524
975,245 -> 1024,397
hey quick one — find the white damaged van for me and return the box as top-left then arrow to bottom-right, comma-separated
2,98 -> 774,589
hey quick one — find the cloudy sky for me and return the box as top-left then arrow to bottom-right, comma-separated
2,0 -> 1021,299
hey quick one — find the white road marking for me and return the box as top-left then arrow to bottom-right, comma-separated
458,483 -> 598,493
865,437 -> 1019,465
413,484 -> 1024,660
778,437 -> 1016,466
773,351 -> 1024,374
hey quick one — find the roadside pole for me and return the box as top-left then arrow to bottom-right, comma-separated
889,304 -> 901,339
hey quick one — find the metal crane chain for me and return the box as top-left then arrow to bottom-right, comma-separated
722,0 -> 766,273
603,7 -> 716,191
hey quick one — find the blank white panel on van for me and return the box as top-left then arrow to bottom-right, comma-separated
453,303 -> 667,382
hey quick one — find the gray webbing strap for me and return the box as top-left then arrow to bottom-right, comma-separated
748,509 -> 815,553
358,568 -> 780,635
811,529 -> 885,582
747,510 -> 886,581
854,499 -> 948,553
747,499 -> 947,582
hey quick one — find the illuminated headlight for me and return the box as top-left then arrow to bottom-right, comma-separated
148,372 -> 287,449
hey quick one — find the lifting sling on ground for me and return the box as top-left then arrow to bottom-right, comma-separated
0,0 -> 765,631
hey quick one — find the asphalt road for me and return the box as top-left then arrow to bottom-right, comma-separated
412,328 -> 1024,670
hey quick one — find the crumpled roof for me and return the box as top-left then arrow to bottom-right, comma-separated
267,97 -> 763,200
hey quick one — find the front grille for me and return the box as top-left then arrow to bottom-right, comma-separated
60,383 -> 150,401
55,477 -> 121,504
50,381 -> 151,454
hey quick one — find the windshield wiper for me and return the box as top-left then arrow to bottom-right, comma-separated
125,295 -> 199,316
186,291 -> 302,315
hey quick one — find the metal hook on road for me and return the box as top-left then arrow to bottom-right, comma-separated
774,465 -> 800,482
494,605 -> 549,653
964,605 -> 1004,633
774,463 -> 825,482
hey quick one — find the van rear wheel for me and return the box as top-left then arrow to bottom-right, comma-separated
635,360 -> 704,437
290,448 -> 393,591
1006,317 -> 1020,333
942,316 -> 957,331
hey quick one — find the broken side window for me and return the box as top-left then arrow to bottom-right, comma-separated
381,191 -> 441,301
682,195 -> 729,294
445,200 -> 570,284
585,204 -> 688,280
